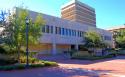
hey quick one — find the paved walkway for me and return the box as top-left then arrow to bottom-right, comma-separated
0,56 -> 125,77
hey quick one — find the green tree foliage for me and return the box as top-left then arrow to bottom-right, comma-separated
5,8 -> 45,63
84,31 -> 103,48
84,31 -> 108,56
115,30 -> 125,48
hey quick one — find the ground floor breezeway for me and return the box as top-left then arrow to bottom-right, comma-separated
29,43 -> 84,55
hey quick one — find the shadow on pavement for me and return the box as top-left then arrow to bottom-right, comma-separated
38,55 -> 125,65
0,67 -> 113,77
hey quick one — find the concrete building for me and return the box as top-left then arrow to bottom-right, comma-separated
61,0 -> 96,27
15,8 -> 113,55
14,0 -> 113,55
107,25 -> 125,32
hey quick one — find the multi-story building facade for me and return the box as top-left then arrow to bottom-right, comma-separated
61,0 -> 96,27
14,0 -> 113,55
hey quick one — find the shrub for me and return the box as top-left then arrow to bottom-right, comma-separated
0,45 -> 6,54
72,53 -> 114,60
0,65 -> 17,71
43,61 -> 57,66
20,56 -> 39,64
20,56 -> 57,66
79,46 -> 88,51
0,62 -> 57,71
0,59 -> 18,66
72,51 -> 90,58
15,64 -> 26,70
29,52 -> 38,57
30,64 -> 45,68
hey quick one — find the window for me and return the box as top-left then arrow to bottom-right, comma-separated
69,29 -> 71,36
56,27 -> 61,34
72,30 -> 74,36
78,31 -> 83,37
50,26 -> 53,33
104,36 -> 111,40
62,28 -> 65,35
78,31 -> 80,37
42,26 -> 45,33
80,31 -> 82,37
46,25 -> 49,33
74,30 -> 76,36
80,31 -> 83,37
56,27 -> 58,34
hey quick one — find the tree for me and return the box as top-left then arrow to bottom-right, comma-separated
84,31 -> 106,56
5,8 -> 45,63
84,31 -> 102,48
115,30 -> 125,48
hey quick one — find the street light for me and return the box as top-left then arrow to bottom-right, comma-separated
25,16 -> 29,68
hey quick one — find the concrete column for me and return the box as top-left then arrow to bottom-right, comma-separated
52,43 -> 57,55
75,44 -> 79,51
52,24 -> 57,55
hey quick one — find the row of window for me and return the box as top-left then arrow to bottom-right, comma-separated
42,25 -> 111,40
42,25 -> 53,33
42,25 -> 84,37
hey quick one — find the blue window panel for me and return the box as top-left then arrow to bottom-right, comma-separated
78,31 -> 80,37
69,29 -> 72,36
67,29 -> 70,36
46,25 -> 49,33
79,31 -> 82,37
56,27 -> 58,34
73,30 -> 74,36
51,26 -> 53,33
42,26 -> 45,33
62,28 -> 65,35
71,30 -> 73,36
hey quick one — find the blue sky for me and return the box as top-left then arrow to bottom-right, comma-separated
0,0 -> 125,29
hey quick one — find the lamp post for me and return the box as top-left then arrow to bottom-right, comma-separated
25,16 -> 29,67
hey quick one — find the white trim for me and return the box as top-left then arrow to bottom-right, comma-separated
61,0 -> 94,10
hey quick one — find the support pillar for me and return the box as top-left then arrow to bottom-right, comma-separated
75,44 -> 79,51
52,43 -> 57,55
